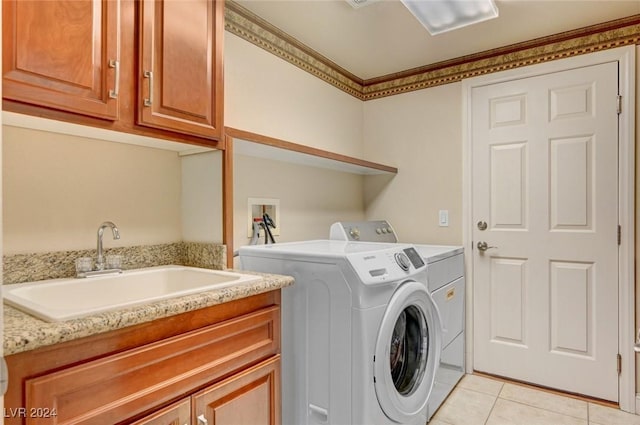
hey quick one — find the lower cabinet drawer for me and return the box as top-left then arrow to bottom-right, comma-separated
25,306 -> 279,424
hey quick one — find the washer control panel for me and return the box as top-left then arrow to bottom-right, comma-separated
348,246 -> 425,285
395,252 -> 411,271
403,246 -> 425,269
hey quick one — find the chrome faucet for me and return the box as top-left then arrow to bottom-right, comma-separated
96,221 -> 120,271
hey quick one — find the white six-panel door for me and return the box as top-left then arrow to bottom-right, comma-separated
471,61 -> 619,401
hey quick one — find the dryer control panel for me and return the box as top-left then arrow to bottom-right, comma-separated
330,220 -> 398,243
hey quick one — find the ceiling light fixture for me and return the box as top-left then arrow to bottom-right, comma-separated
345,0 -> 381,9
400,0 -> 499,35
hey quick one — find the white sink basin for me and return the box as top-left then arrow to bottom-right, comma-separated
4,265 -> 262,322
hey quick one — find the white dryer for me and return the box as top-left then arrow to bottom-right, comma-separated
239,240 -> 442,425
330,221 -> 465,420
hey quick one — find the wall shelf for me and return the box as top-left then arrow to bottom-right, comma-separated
225,127 -> 398,175
222,127 -> 397,267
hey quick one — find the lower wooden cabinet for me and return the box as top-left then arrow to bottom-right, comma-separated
131,399 -> 191,425
131,356 -> 280,425
194,356 -> 281,425
5,291 -> 282,425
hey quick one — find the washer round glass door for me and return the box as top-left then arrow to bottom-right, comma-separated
374,280 -> 442,423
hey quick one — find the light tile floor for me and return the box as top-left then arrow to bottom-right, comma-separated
430,374 -> 640,425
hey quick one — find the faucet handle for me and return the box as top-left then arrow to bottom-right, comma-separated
105,254 -> 123,270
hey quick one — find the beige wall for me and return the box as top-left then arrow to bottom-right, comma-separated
232,154 -> 364,262
181,151 -> 223,243
225,32 -> 367,254
3,126 -> 183,254
363,83 -> 463,245
224,32 -> 364,158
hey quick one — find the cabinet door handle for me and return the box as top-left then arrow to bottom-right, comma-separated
108,59 -> 120,99
143,70 -> 153,106
197,414 -> 208,425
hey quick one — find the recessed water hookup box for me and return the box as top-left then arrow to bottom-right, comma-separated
247,197 -> 280,237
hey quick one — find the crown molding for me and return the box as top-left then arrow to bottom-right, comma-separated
225,2 -> 640,101
363,15 -> 640,100
225,1 -> 365,99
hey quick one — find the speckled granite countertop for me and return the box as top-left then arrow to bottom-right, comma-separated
4,270 -> 294,356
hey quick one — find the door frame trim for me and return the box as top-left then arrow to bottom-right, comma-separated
461,46 -> 636,412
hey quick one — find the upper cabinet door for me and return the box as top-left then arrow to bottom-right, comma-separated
2,0 -> 120,120
138,0 -> 223,140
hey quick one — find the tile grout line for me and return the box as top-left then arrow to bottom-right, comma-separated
473,372 -> 617,409
498,396 -> 590,423
472,373 -> 618,425
482,382 -> 504,425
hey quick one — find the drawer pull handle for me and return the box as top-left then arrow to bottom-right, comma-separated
108,59 -> 120,99
197,414 -> 208,425
143,70 -> 153,106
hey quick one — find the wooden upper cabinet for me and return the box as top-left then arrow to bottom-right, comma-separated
2,0 -> 120,120
138,0 -> 224,139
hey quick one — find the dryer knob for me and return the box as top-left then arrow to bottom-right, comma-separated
395,252 -> 410,271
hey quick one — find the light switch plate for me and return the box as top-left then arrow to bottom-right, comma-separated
439,210 -> 449,227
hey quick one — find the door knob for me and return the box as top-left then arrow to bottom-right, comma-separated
477,241 -> 497,252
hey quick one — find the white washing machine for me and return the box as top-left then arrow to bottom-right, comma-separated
330,221 -> 465,420
239,240 -> 442,425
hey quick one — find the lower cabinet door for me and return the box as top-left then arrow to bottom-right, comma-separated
193,356 -> 281,425
130,399 -> 191,425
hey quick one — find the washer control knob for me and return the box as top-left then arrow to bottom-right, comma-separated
376,228 -> 382,235
349,227 -> 360,240
395,252 -> 411,271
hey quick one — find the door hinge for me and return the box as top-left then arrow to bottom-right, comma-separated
617,95 -> 622,114
618,225 -> 622,245
617,353 -> 622,375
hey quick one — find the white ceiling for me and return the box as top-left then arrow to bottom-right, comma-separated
235,0 -> 640,80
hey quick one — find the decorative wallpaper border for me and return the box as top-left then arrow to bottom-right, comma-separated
225,1 -> 365,97
225,1 -> 640,101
